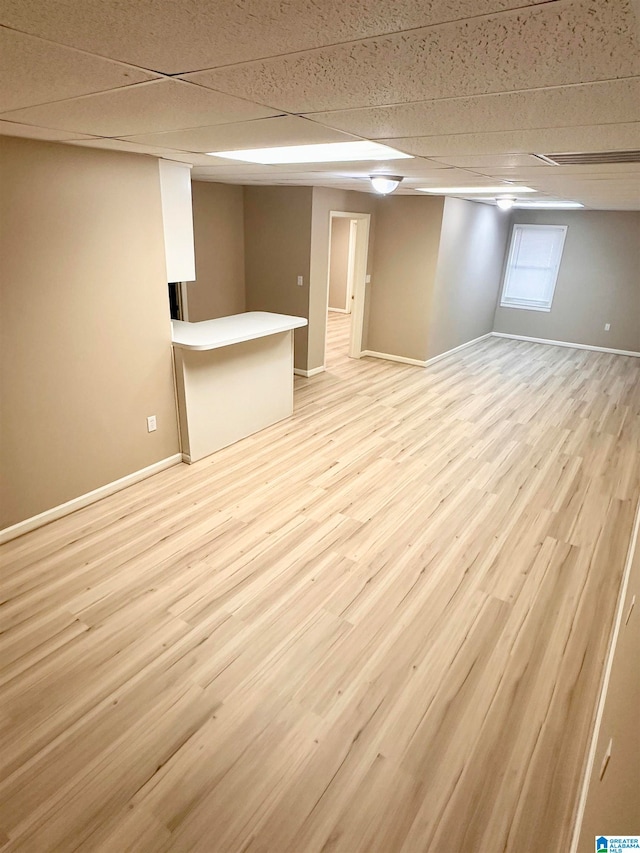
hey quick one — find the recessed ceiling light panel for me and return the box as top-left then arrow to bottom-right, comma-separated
208,141 -> 413,165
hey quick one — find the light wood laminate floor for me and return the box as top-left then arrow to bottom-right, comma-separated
1,313 -> 639,852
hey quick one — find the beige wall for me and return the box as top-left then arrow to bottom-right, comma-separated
429,198 -> 510,358
493,210 -> 640,352
187,181 -> 245,321
0,137 -> 179,530
309,187 -> 378,369
243,186 -> 313,370
366,195 -> 445,362
328,217 -> 351,312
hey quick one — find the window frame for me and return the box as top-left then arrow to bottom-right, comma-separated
499,223 -> 568,312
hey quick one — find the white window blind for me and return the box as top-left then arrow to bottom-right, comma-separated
500,224 -> 567,311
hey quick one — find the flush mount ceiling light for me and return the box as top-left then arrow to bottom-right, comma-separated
416,185 -> 536,195
496,197 -> 516,211
370,175 -> 404,195
207,141 -> 413,165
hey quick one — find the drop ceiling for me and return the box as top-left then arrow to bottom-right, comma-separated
1,0 -> 639,209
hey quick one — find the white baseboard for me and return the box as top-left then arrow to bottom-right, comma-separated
492,332 -> 640,358
0,453 -> 183,544
294,366 -> 326,378
181,452 -> 192,464
328,307 -> 350,314
361,350 -> 427,367
569,497 -> 640,853
425,333 -> 493,366
362,333 -> 492,369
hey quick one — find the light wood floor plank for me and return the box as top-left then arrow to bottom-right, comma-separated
1,313 -> 639,852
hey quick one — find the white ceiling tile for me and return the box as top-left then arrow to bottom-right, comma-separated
430,154 -> 547,168
482,163 -> 640,177
279,158 -> 456,176
305,79 -> 640,140
120,116 -> 358,153
190,162 -> 463,189
67,137 -> 217,165
182,1 -> 640,113
189,161 -> 468,184
2,0 -> 639,207
0,26 -> 156,113
528,176 -> 640,189
0,120 -> 94,141
190,163 -> 335,178
517,179 -> 640,208
0,0 -> 556,75
0,79 -> 279,137
377,123 -> 640,157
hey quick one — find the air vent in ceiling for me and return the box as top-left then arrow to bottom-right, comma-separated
533,150 -> 640,166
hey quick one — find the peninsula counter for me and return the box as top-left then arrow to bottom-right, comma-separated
172,312 -> 307,463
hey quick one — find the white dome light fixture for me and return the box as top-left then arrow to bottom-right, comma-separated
496,196 -> 516,211
370,175 -> 403,195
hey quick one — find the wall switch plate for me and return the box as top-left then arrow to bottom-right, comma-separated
147,415 -> 157,432
297,275 -> 304,287
365,274 -> 371,283
604,323 -> 611,331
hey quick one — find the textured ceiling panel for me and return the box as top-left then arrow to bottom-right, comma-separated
0,119 -> 93,141
0,80 -> 279,137
281,159 -> 460,176
121,116 -> 358,153
183,1 -> 640,113
0,0 -> 554,75
68,137 -> 216,165
480,163 -> 640,177
191,172 -> 365,191
518,178 -> 640,204
305,79 -> 640,140
527,175 -> 640,187
379,123 -> 640,157
189,158 -> 465,179
2,0 -> 639,207
193,170 -> 374,185
0,26 -> 156,113
429,154 -> 549,168
189,166 -> 344,179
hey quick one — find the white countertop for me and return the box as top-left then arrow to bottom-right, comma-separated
171,312 -> 308,351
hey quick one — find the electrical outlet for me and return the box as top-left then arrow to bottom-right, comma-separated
147,415 -> 157,432
297,275 -> 304,287
604,323 -> 611,331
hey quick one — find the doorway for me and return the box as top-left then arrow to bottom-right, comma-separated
324,211 -> 370,366
328,217 -> 357,315
168,282 -> 190,321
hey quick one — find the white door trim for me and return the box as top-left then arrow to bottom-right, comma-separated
345,218 -> 358,314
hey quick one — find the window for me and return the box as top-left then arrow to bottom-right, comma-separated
500,224 -> 567,311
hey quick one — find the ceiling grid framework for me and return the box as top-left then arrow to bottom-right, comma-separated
1,0 -> 639,208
